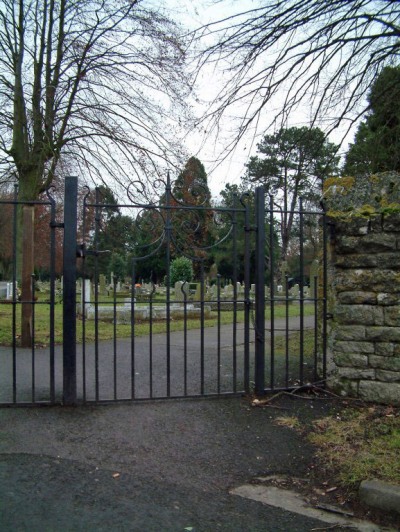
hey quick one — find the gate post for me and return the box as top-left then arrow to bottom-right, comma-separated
63,176 -> 78,405
254,186 -> 265,395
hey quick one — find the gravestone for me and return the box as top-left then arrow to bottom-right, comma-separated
224,283 -> 234,300
0,282 -> 7,299
174,281 -> 189,302
290,283 -> 300,299
99,274 -> 107,296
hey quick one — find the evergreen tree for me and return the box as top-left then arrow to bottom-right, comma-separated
244,126 -> 339,263
344,66 -> 400,176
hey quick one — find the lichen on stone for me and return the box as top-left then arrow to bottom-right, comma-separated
323,172 -> 400,218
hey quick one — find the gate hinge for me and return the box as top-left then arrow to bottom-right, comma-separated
50,222 -> 64,228
77,244 -> 111,258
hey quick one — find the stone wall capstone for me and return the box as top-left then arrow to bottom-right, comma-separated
323,172 -> 400,405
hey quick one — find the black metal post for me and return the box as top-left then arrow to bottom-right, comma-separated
63,176 -> 78,405
254,186 -> 265,395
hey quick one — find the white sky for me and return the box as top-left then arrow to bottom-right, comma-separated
165,0 -> 357,199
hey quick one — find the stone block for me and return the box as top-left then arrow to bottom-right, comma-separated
334,270 -> 400,293
384,306 -> 400,326
334,254 -> 379,268
337,291 -> 376,305
376,369 -> 400,382
383,212 -> 400,232
334,326 -> 366,341
334,341 -> 374,355
332,218 -> 370,236
359,380 -> 400,405
328,376 -> 359,397
369,355 -> 400,371
334,352 -> 369,367
336,233 -> 396,254
375,343 -> 395,356
366,326 -> 400,342
336,367 -> 375,380
335,304 -> 384,326
379,293 -> 400,306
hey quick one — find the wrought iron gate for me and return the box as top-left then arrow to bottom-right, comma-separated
0,176 -> 328,406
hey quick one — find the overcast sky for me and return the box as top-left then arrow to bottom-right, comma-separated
166,0 -> 356,199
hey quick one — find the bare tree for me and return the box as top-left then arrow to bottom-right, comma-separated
0,0 -> 192,345
0,0 -> 192,200
195,0 -> 400,152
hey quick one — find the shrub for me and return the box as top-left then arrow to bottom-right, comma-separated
169,256 -> 194,286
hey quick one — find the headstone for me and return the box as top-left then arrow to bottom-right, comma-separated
208,284 -> 218,300
224,283 -> 234,300
116,281 -> 121,292
0,281 -> 7,299
194,283 -> 202,302
174,281 -> 189,302
8,282 -> 17,300
290,283 -> 300,298
209,263 -> 218,280
83,280 -> 91,304
99,274 -> 107,296
76,278 -> 82,294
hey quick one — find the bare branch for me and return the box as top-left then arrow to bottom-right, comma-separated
194,0 -> 400,153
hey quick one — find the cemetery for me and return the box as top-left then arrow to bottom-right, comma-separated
70,266 -> 319,325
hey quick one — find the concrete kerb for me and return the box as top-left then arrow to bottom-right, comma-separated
359,480 -> 400,516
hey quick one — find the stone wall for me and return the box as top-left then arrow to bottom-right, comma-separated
324,172 -> 400,405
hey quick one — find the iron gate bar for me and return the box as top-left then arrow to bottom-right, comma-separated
113,276 -> 118,400
31,274 -> 35,403
47,188 -> 57,403
166,174 -> 172,398
63,175 -> 78,406
232,203 -> 237,393
254,186 -> 266,395
94,188 -> 100,402
322,208 -> 328,381
242,195 -> 251,394
269,194 -> 275,390
217,275 -> 221,394
148,281 -> 154,398
313,275 -> 318,382
182,282 -> 188,396
131,262 -> 136,399
299,197 -> 305,386
285,274 -> 290,388
12,186 -> 18,403
200,262 -> 205,395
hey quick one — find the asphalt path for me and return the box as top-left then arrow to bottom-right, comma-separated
0,316 -> 316,404
0,314 -> 361,531
0,396 -> 338,531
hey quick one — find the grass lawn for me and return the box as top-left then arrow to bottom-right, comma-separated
0,296 -> 317,347
309,404 -> 400,488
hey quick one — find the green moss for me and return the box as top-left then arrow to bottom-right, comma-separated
323,176 -> 355,196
